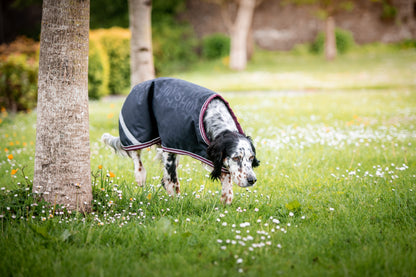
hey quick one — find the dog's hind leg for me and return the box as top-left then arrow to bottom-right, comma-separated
161,152 -> 180,196
220,172 -> 233,205
129,150 -> 146,186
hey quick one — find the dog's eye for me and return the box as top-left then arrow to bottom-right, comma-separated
232,157 -> 240,162
249,156 -> 254,161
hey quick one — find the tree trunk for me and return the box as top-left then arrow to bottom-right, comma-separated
229,0 -> 256,71
33,0 -> 92,212
324,15 -> 337,61
129,0 -> 155,87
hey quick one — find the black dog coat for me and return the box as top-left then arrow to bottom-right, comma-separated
119,78 -> 244,168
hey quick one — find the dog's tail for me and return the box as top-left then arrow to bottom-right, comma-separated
101,133 -> 128,157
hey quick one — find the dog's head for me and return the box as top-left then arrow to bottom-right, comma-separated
207,131 -> 260,187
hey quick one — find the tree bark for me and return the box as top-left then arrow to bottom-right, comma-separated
33,0 -> 92,212
129,0 -> 155,87
324,15 -> 337,60
229,0 -> 256,71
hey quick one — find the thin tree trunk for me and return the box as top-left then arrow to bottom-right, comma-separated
33,0 -> 92,212
325,15 -> 337,60
229,0 -> 256,71
129,0 -> 155,86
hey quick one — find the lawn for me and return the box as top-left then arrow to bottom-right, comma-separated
1,48 -> 416,276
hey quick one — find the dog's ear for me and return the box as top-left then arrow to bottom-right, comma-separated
247,136 -> 260,168
252,156 -> 260,168
207,136 -> 225,181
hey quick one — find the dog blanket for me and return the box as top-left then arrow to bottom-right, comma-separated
119,78 -> 244,167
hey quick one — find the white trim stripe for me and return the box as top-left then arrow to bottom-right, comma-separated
119,111 -> 140,145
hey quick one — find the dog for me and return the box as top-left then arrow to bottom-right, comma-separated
102,78 -> 259,204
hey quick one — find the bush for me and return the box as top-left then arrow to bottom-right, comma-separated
92,28 -> 131,95
0,37 -> 39,112
0,54 -> 38,112
152,19 -> 198,74
201,33 -> 230,60
88,34 -> 110,99
310,28 -> 355,55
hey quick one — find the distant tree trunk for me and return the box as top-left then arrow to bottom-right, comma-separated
229,0 -> 256,71
33,0 -> 92,212
129,0 -> 155,86
324,15 -> 337,60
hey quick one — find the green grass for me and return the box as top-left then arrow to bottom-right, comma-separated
1,49 -> 416,276
175,45 -> 416,92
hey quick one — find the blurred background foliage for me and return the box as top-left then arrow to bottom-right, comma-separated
0,0 -> 415,111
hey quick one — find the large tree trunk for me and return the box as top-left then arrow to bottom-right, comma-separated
129,0 -> 155,86
33,0 -> 92,212
229,0 -> 256,71
324,15 -> 337,61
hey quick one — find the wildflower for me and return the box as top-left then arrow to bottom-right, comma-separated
146,193 -> 152,200
217,239 -> 223,243
236,258 -> 243,264
109,171 -> 115,178
240,222 -> 250,228
11,169 -> 18,175
98,165 -> 102,169
329,207 -> 335,211
289,212 -> 294,217
273,219 -> 280,224
7,154 -> 13,160
186,218 -> 190,222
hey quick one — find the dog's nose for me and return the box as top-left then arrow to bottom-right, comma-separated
247,176 -> 257,186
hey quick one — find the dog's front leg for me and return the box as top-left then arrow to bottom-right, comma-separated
129,150 -> 146,186
220,172 -> 233,205
161,152 -> 180,196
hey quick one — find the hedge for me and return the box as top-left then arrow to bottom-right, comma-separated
310,28 -> 355,55
0,37 -> 39,112
201,33 -> 230,60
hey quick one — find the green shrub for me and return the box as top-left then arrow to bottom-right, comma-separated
310,28 -> 355,55
88,34 -> 110,99
395,39 -> 416,49
152,20 -> 198,74
95,28 -> 131,95
0,37 -> 39,112
201,33 -> 230,60
0,54 -> 38,112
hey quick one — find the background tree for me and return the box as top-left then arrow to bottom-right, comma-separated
209,0 -> 260,71
33,0 -> 92,212
286,0 -> 353,60
128,0 -> 155,86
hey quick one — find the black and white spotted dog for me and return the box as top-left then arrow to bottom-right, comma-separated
102,78 -> 259,204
